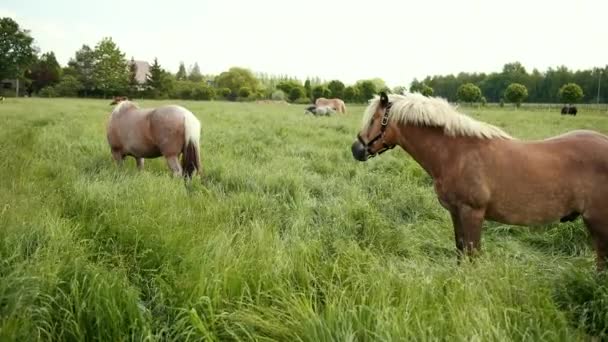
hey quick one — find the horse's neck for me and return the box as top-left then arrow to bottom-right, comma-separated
396,125 -> 472,179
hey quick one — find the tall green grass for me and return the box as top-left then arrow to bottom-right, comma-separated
1,98 -> 608,341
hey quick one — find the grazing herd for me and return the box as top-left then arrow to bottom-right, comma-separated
103,93 -> 608,272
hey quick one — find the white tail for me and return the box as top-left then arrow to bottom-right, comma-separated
182,110 -> 201,177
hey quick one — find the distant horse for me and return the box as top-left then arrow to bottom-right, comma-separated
561,105 -> 578,116
304,105 -> 335,116
106,97 -> 202,178
352,92 -> 608,271
0,96 -> 4,103
315,97 -> 347,114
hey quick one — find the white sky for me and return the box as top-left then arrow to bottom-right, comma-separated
2,0 -> 607,87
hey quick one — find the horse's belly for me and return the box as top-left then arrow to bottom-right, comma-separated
125,144 -> 162,158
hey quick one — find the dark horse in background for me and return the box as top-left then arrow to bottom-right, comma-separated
353,92 -> 608,272
561,105 -> 578,116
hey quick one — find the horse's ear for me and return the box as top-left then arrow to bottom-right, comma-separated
379,92 -> 389,108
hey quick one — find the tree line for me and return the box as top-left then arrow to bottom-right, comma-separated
1,17 -> 605,105
411,62 -> 607,104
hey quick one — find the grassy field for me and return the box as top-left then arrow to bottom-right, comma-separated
1,98 -> 608,341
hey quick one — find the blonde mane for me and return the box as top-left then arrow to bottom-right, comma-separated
361,93 -> 513,140
111,100 -> 139,115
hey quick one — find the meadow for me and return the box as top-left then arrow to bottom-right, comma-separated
1,98 -> 608,341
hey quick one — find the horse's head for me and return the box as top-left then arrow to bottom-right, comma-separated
110,96 -> 128,105
351,92 -> 398,161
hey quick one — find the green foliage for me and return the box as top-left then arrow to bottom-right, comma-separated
27,52 -> 62,93
327,80 -> 345,99
276,80 -> 302,96
92,37 -> 129,97
457,83 -> 482,103
37,86 -> 57,97
127,57 -> 138,94
304,79 -> 312,99
271,90 -> 286,101
0,17 -> 37,81
414,61 -> 607,103
392,86 -> 407,95
191,84 -> 215,100
176,62 -> 187,81
504,83 -> 528,107
65,45 -> 96,96
559,83 -> 584,104
288,87 -> 304,102
218,87 -> 231,99
356,80 -> 377,102
312,85 -> 330,101
421,84 -> 434,97
54,75 -> 83,97
238,86 -> 251,98
481,96 -> 487,107
344,86 -> 360,103
188,62 -> 203,82
215,67 -> 259,100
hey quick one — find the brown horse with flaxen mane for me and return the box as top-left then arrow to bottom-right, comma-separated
352,92 -> 608,271
315,97 -> 347,114
106,97 -> 202,179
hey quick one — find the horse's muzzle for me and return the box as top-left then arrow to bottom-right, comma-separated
351,140 -> 368,161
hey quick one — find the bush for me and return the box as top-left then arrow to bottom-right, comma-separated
39,86 -> 58,98
271,90 -> 286,101
218,87 -> 231,98
481,96 -> 487,107
54,75 -> 83,97
457,83 -> 482,103
191,85 -> 215,100
288,87 -> 304,102
559,83 -> 584,104
238,86 -> 251,98
504,83 -> 528,108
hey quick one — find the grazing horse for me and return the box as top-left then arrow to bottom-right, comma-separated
352,92 -> 608,271
106,98 -> 202,178
304,105 -> 335,116
561,105 -> 578,116
315,97 -> 347,114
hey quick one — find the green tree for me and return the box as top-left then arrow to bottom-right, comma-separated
288,87 -> 304,102
558,83 -> 584,104
92,37 -> 129,97
392,86 -> 407,95
127,57 -> 139,95
238,86 -> 251,98
421,84 -> 434,97
344,86 -> 360,102
66,45 -> 96,96
146,58 -> 163,90
188,62 -> 203,82
176,62 -> 187,81
457,83 -> 482,103
276,80 -> 301,96
504,83 -> 528,107
327,80 -> 345,98
356,80 -> 377,102
191,84 -> 215,100
55,75 -> 83,97
215,67 -> 259,100
27,51 -> 62,93
0,17 -> 37,96
311,85 -> 331,101
304,79 -> 312,99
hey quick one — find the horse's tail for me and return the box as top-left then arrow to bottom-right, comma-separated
182,110 -> 201,178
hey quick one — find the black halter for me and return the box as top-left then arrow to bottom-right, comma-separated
357,102 -> 395,158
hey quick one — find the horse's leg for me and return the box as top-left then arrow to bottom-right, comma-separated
449,211 -> 465,261
165,155 -> 182,177
583,214 -> 608,272
111,149 -> 124,167
136,158 -> 145,171
458,205 -> 485,258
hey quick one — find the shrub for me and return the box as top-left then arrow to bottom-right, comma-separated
271,90 -> 286,101
39,86 -> 58,98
